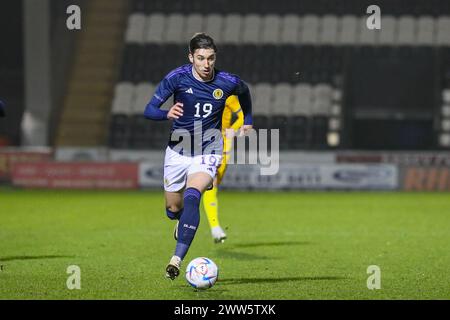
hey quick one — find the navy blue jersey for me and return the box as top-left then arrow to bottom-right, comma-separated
144,64 -> 252,156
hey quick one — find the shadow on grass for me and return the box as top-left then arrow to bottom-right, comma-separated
213,241 -> 312,260
0,255 -> 75,262
229,241 -> 312,249
213,249 -> 271,260
219,276 -> 346,285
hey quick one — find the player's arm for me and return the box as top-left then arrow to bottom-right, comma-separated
144,75 -> 180,121
234,80 -> 253,136
230,109 -> 244,131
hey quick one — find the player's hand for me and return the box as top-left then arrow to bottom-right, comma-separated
239,125 -> 253,137
167,102 -> 184,120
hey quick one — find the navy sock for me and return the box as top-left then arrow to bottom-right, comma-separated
166,208 -> 182,220
174,188 -> 201,260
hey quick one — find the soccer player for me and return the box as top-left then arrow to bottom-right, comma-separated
203,95 -> 243,243
144,33 -> 253,280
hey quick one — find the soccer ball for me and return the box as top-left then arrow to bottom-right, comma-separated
185,257 -> 218,289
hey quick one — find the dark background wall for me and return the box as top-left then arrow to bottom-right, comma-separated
0,1 -> 24,145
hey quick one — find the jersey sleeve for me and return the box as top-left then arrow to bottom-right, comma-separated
232,79 -> 252,125
143,72 -> 178,121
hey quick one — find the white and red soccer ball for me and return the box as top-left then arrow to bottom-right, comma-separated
185,257 -> 218,289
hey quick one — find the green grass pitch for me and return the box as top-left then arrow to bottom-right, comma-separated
0,188 -> 449,299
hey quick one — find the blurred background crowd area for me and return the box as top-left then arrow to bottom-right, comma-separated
0,0 -> 449,151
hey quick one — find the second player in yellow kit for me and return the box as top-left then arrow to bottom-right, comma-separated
202,95 -> 244,243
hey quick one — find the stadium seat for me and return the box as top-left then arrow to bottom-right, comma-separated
164,14 -> 185,44
416,16 -> 435,46
357,16 -> 377,45
441,119 -> 450,131
339,15 -> 358,45
132,82 -> 154,115
145,13 -> 165,44
112,82 -> 134,115
242,14 -> 262,44
184,14 -> 204,41
223,14 -> 243,44
253,83 -> 273,116
320,15 -> 339,45
300,15 -> 320,44
436,16 -> 450,46
442,104 -> 450,118
328,117 -> 341,131
378,15 -> 396,45
443,89 -> 450,104
125,13 -> 146,44
280,14 -> 300,44
397,15 -> 416,45
205,14 -> 224,42
292,83 -> 312,116
273,83 -> 292,115
261,14 -> 281,44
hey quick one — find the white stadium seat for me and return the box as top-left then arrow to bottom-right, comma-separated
112,82 -> 134,115
320,15 -> 339,45
443,89 -> 450,103
253,83 -> 273,115
311,84 -> 332,116
273,83 -> 293,115
397,15 -> 416,45
442,104 -> 450,117
436,16 -> 450,46
439,133 -> 450,147
339,15 -> 358,45
242,14 -> 262,44
223,14 -> 243,44
357,16 -> 377,45
442,119 -> 450,131
261,14 -> 281,44
184,14 -> 204,41
281,14 -> 300,44
204,14 -> 224,42
378,15 -> 396,45
125,13 -> 146,44
164,14 -> 185,43
416,16 -> 435,45
132,83 -> 155,115
300,15 -> 320,44
292,83 -> 312,116
145,13 -> 165,43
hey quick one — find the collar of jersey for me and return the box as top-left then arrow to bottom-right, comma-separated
191,66 -> 215,83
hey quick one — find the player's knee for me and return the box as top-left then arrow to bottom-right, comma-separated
166,207 -> 182,220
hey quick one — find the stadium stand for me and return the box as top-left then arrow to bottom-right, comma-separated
3,0 -> 448,150
55,0 -> 129,146
105,1 -> 450,150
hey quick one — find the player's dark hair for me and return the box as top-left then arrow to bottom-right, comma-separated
189,33 -> 217,54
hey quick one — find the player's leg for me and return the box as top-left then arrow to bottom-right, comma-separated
203,132 -> 233,242
165,191 -> 183,240
163,147 -> 190,279
166,172 -> 213,280
203,159 -> 228,243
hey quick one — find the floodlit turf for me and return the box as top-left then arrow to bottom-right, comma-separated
0,187 -> 449,300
